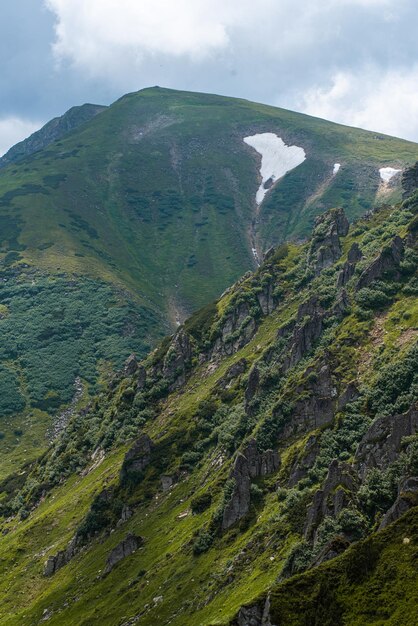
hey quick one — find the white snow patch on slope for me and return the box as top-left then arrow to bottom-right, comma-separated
333,163 -> 341,175
379,167 -> 402,183
243,133 -> 305,205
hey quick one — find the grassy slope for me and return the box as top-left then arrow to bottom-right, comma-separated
0,197 -> 417,625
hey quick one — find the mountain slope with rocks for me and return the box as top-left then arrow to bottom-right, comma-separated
0,161 -> 417,625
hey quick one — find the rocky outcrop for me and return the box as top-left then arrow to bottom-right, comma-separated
104,533 -> 143,574
256,283 -> 275,316
355,406 -> 418,479
379,477 -> 418,529
232,595 -> 274,626
281,363 -> 337,439
288,434 -> 320,487
120,434 -> 154,483
402,162 -> 418,199
304,460 -> 358,541
136,366 -> 147,391
310,535 -> 350,567
282,298 -> 324,372
124,354 -> 138,376
162,329 -> 193,390
219,358 -> 248,389
222,440 -> 280,530
43,535 -> 79,577
308,208 -> 349,274
356,236 -> 404,290
337,242 -> 363,287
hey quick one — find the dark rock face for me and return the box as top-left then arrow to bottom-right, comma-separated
162,329 -> 193,390
402,162 -> 418,199
337,243 -> 363,287
232,595 -> 273,626
311,535 -> 350,567
222,440 -> 280,530
288,434 -> 320,487
120,434 -> 154,483
355,406 -> 418,479
219,358 -> 248,389
136,366 -> 147,391
304,460 -> 358,541
379,477 -> 418,529
281,363 -> 337,440
282,298 -> 324,372
356,236 -> 404,290
104,533 -> 143,574
43,535 -> 79,577
256,283 -> 275,316
124,354 -> 138,376
0,104 -> 106,169
308,208 -> 349,274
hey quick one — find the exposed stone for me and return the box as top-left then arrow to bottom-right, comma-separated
337,382 -> 360,411
356,236 -> 404,290
161,475 -> 173,491
104,533 -> 143,574
245,365 -> 260,408
304,460 -> 358,541
218,358 -> 248,388
257,283 -> 275,316
337,243 -> 363,287
124,353 -> 138,376
402,161 -> 418,199
355,406 -> 418,479
222,440 -> 280,530
118,504 -> 133,525
310,535 -> 350,567
379,477 -> 418,530
288,434 -> 320,487
308,208 -> 349,274
136,366 -> 147,391
233,594 -> 274,626
120,434 -> 154,483
43,535 -> 79,577
282,298 -> 324,372
162,329 -> 193,390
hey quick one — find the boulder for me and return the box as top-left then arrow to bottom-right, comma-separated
104,533 -> 143,574
43,535 -> 79,577
124,353 -> 138,376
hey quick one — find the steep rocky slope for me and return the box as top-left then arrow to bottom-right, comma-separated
0,87 -> 417,479
0,164 -> 417,625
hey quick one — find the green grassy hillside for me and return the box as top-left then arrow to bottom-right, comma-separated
0,175 -> 416,625
1,86 -> 417,480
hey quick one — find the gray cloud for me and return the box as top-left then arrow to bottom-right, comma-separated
1,0 -> 418,155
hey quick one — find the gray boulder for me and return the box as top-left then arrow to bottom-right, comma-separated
104,533 -> 143,574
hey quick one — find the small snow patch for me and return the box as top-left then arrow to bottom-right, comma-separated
333,163 -> 341,175
244,133 -> 305,205
379,167 -> 402,183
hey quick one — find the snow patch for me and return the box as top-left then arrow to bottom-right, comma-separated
379,167 -> 402,183
244,133 -> 306,205
333,163 -> 341,175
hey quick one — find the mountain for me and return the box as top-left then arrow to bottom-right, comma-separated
0,86 -> 417,479
0,165 -> 417,625
0,103 -> 107,168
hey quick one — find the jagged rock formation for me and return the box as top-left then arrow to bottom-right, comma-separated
304,460 -> 358,541
337,242 -> 363,287
308,208 -> 349,273
104,533 -> 143,574
402,162 -> 418,199
43,535 -> 79,577
231,595 -> 274,626
120,434 -> 154,483
379,477 -> 418,529
355,406 -> 418,479
356,235 -> 404,289
222,440 -> 280,530
161,329 -> 193,390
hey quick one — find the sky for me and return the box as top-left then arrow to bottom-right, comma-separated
1,0 -> 418,155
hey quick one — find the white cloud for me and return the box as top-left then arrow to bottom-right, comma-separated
0,118 -> 42,157
298,66 -> 418,141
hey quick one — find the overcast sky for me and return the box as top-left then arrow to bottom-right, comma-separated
1,0 -> 418,155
